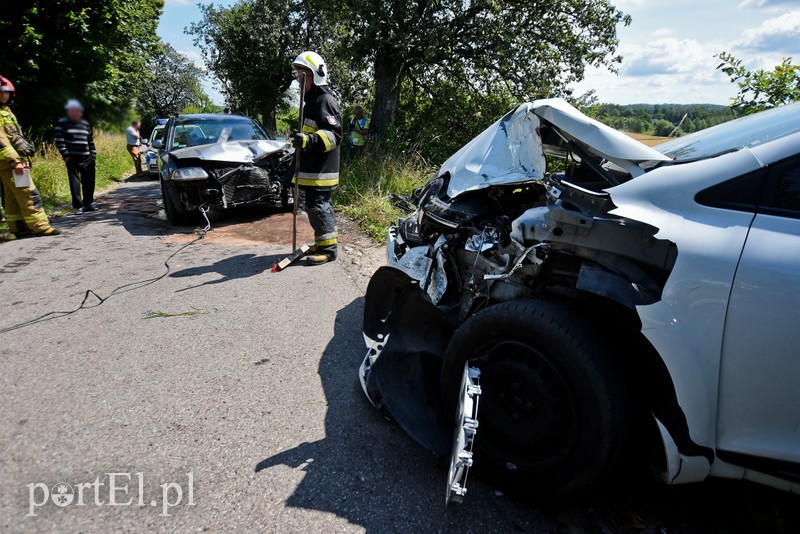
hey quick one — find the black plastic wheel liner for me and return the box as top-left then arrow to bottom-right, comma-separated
363,266 -> 455,456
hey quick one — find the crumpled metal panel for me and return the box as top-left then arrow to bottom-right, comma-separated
441,98 -> 670,198
171,139 -> 290,164
360,267 -> 455,455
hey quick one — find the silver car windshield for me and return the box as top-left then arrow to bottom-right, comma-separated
172,118 -> 268,149
655,102 -> 800,161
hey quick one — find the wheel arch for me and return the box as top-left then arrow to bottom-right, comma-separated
555,291 -> 716,484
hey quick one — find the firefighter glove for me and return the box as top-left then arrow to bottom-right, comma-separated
291,132 -> 308,149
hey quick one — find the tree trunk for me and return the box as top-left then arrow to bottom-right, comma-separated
261,105 -> 278,138
371,51 -> 405,138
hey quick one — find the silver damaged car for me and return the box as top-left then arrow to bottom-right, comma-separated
359,100 -> 800,503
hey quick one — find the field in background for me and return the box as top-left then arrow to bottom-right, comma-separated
624,132 -> 672,147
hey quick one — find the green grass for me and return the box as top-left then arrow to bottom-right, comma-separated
33,130 -> 134,213
335,151 -> 432,241
1,130 -> 133,237
143,307 -> 215,320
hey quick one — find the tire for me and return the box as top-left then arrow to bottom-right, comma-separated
161,182 -> 194,226
441,299 -> 630,500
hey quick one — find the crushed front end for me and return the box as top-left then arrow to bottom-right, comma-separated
359,99 -> 679,502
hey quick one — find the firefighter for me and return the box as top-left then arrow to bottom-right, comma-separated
290,51 -> 342,265
0,75 -> 60,238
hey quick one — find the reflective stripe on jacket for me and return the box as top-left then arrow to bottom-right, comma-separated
297,87 -> 341,188
0,105 -> 34,170
349,117 -> 369,147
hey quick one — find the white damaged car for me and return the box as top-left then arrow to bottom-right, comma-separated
359,99 -> 800,502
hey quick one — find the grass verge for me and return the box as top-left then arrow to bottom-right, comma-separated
335,151 -> 431,242
32,130 -> 134,212
1,130 -> 133,236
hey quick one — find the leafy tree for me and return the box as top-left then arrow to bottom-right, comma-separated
717,52 -> 800,114
0,0 -> 163,136
136,43 -> 209,132
319,0 -> 631,137
189,0 -> 320,136
653,119 -> 674,137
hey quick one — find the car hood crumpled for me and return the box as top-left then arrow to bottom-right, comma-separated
171,139 -> 290,164
441,98 -> 672,197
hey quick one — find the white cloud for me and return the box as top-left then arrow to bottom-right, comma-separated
737,0 -> 799,9
735,9 -> 800,52
620,38 -> 722,80
651,28 -> 674,38
178,48 -> 204,65
572,35 -> 737,104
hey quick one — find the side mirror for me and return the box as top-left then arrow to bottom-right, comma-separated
141,138 -> 149,145
151,139 -> 163,149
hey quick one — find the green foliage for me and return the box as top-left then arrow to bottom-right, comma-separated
0,0 -> 163,137
188,0 -> 320,135
377,77 -> 516,164
335,150 -> 431,241
717,52 -> 800,114
318,0 -> 631,136
136,43 -> 209,134
29,131 -> 132,214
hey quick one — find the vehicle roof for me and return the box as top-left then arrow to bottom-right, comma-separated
174,114 -> 253,122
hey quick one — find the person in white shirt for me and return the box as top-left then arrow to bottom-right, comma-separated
125,120 -> 143,176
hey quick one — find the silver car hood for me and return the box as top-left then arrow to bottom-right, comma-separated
171,139 -> 290,164
441,98 -> 671,197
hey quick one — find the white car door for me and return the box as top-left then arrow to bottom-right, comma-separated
717,157 -> 800,473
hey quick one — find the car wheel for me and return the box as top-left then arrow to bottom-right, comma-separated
441,299 -> 630,500
161,182 -> 194,226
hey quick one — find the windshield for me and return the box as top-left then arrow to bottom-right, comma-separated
171,117 -> 268,149
151,127 -> 164,142
655,102 -> 800,161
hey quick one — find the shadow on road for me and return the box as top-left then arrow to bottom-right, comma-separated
254,299 -> 800,533
51,176 -> 171,237
170,253 -> 281,291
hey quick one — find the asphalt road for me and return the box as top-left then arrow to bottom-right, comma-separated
0,178 -> 797,533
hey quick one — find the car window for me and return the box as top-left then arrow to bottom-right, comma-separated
172,125 -> 209,149
761,159 -> 800,219
151,127 -> 164,142
170,118 -> 268,149
695,169 -> 767,214
656,103 -> 800,161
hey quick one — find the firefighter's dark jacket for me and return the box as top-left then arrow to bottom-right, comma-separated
297,86 -> 341,188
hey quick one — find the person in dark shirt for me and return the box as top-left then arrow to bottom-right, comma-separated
55,99 -> 97,214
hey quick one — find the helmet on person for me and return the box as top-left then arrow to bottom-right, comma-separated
0,75 -> 16,101
292,51 -> 328,86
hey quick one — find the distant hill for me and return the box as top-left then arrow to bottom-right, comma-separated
590,103 -> 737,137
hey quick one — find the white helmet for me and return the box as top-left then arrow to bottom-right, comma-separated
292,51 -> 328,86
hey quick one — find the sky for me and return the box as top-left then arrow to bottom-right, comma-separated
158,0 -> 800,106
